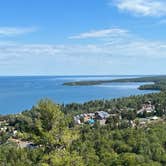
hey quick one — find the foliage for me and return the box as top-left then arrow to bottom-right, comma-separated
1,92 -> 166,165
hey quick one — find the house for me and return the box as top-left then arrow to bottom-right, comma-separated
0,120 -> 7,125
95,111 -> 110,120
98,119 -> 106,125
138,118 -> 150,126
13,130 -> 18,136
84,114 -> 91,122
8,138 -> 37,149
74,116 -> 82,125
94,111 -> 110,125
74,111 -> 110,125
88,118 -> 95,125
137,101 -> 155,114
74,113 -> 95,124
149,116 -> 159,121
0,126 -> 7,132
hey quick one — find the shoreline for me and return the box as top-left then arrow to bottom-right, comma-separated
63,75 -> 166,91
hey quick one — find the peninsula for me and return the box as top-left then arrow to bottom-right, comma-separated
63,75 -> 166,91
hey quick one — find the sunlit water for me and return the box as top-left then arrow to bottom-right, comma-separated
0,76 -> 158,114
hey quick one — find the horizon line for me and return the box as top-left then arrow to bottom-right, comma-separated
0,74 -> 165,77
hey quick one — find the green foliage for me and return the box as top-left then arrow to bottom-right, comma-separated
1,93 -> 166,165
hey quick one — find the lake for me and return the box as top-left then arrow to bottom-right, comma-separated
0,75 -> 157,114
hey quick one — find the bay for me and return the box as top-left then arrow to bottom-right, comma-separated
0,75 -> 157,114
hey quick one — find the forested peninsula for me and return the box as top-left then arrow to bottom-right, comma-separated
63,75 -> 166,91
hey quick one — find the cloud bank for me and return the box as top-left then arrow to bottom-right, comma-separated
0,27 -> 166,75
0,28 -> 166,63
112,0 -> 166,17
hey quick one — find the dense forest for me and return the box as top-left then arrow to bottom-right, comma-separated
1,92 -> 166,165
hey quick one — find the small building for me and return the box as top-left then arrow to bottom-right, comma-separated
0,126 -> 7,132
95,111 -> 110,120
74,111 -> 110,125
137,118 -> 150,126
137,101 -> 155,114
0,120 -> 7,125
98,119 -> 106,125
149,116 -> 159,121
13,130 -> 18,136
74,116 -> 82,125
88,118 -> 95,125
84,114 -> 91,122
8,138 -> 37,149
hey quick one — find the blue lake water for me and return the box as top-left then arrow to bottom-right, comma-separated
0,75 -> 157,114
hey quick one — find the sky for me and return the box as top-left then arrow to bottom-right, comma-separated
0,0 -> 166,75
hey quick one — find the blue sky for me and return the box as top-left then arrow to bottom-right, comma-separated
0,0 -> 166,75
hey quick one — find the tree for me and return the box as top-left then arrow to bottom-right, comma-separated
31,99 -> 77,153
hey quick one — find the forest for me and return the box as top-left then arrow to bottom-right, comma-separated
0,92 -> 166,165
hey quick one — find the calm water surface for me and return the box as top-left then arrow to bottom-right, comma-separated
0,76 -> 157,114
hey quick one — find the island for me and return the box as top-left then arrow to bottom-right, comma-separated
63,75 -> 166,91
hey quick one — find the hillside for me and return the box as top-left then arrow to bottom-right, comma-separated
1,92 -> 166,165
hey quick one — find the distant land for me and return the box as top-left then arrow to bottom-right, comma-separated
63,75 -> 166,91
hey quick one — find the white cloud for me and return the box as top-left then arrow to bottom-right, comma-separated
0,27 -> 164,64
0,27 -> 166,74
112,0 -> 166,17
0,27 -> 37,36
0,37 -> 166,64
67,28 -> 166,59
69,28 -> 128,39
